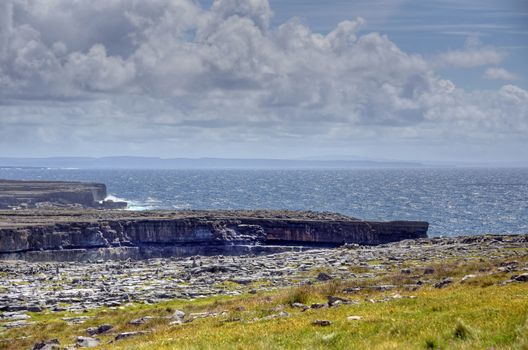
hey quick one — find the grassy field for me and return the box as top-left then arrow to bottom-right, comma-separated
1,255 -> 527,349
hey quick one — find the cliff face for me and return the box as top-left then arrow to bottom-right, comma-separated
0,180 -> 125,209
0,210 -> 428,261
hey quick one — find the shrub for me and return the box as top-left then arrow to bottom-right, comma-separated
283,285 -> 312,305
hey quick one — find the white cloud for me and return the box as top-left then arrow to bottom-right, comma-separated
435,36 -> 505,68
0,0 -> 526,159
484,67 -> 518,81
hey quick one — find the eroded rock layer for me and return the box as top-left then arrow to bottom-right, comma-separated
0,210 -> 428,261
0,179 -> 126,209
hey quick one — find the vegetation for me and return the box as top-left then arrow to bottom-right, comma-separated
1,255 -> 527,349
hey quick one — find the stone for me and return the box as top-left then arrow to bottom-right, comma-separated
32,339 -> 60,350
62,316 -> 90,325
434,277 -> 453,289
461,274 -> 477,282
261,311 -> 290,321
27,305 -> 44,312
513,273 -> 528,282
310,303 -> 326,309
270,305 -> 285,312
347,316 -> 362,321
327,296 -> 351,306
316,272 -> 333,281
312,319 -> 332,326
86,324 -> 113,336
129,316 -> 154,325
76,336 -> 100,348
170,310 -> 186,325
172,310 -> 186,320
2,313 -> 30,320
423,267 -> 435,274
3,320 -> 33,328
291,302 -> 309,311
115,332 -> 146,341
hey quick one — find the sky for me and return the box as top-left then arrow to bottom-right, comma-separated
0,0 -> 527,162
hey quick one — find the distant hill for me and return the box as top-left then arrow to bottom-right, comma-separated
0,157 -> 422,169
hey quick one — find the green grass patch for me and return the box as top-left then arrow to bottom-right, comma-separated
1,255 -> 527,350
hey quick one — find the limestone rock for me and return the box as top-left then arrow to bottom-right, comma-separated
115,332 -> 146,341
312,319 -> 332,326
31,339 -> 60,350
86,324 -> 113,336
76,336 -> 100,348
434,277 -> 453,289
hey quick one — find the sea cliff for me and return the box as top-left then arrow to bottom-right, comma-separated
0,209 -> 428,261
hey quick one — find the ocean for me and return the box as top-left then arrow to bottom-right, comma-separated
0,167 -> 526,237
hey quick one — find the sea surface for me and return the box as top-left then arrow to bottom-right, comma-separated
0,167 -> 527,237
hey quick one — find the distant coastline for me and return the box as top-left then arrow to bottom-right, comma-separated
0,156 -> 422,169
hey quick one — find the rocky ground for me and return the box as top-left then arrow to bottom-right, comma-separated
1,234 -> 527,338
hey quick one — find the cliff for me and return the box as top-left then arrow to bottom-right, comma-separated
0,180 -> 126,209
0,210 -> 428,261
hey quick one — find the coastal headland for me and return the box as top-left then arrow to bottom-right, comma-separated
1,179 -> 527,349
0,178 -> 428,261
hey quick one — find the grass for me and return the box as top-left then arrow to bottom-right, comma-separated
1,255 -> 527,349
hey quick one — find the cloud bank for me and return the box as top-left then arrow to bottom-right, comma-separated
0,0 -> 527,160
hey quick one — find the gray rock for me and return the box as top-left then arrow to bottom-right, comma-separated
1,313 -> 30,320
513,273 -> 528,282
261,311 -> 290,321
291,302 -> 309,311
62,316 -> 90,324
172,310 -> 186,320
327,296 -> 352,306
434,277 -> 453,289
27,305 -> 44,312
347,316 -> 362,321
115,331 -> 146,341
316,272 -> 333,281
423,267 -> 435,274
76,336 -> 100,348
32,339 -> 60,350
3,320 -> 33,328
86,324 -> 113,335
461,274 -> 477,282
129,316 -> 154,325
312,319 -> 332,326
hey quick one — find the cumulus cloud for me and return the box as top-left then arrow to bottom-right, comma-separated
435,36 -> 505,68
0,0 -> 527,158
484,67 -> 518,81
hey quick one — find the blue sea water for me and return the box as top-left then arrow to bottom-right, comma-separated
0,167 -> 527,237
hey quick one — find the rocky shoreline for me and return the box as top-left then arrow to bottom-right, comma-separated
0,209 -> 428,261
0,233 -> 526,325
0,179 -> 126,210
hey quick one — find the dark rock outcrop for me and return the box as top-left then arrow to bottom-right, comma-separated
0,179 -> 126,209
0,209 -> 428,261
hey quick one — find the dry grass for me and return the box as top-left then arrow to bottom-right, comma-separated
1,255 -> 528,350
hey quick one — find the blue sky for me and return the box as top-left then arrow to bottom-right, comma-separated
0,0 -> 527,162
267,0 -> 528,90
